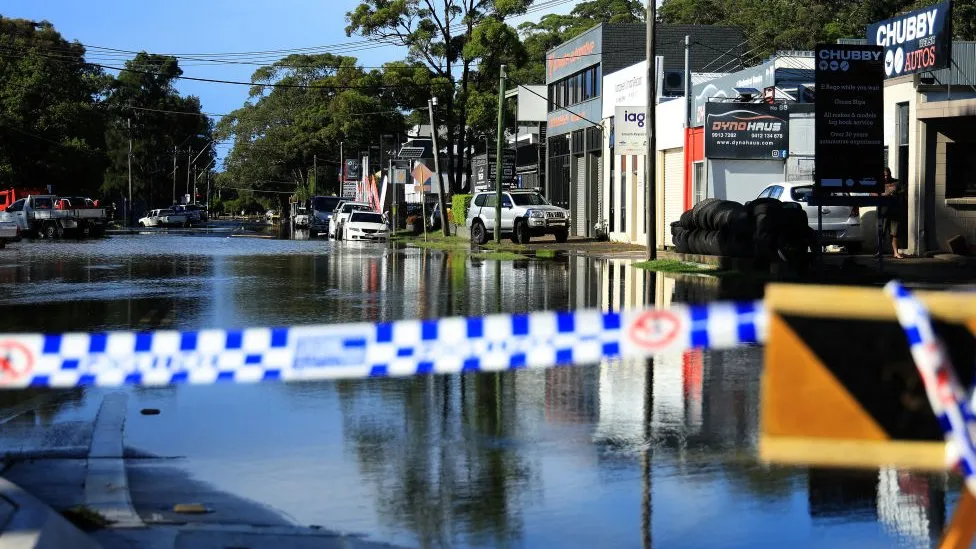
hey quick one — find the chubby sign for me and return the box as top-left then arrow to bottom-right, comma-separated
867,1 -> 952,78
704,102 -> 790,160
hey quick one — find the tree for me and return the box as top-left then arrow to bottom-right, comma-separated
0,17 -> 107,196
346,0 -> 534,193
216,54 -> 404,208
102,53 -> 213,211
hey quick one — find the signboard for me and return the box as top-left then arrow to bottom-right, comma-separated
546,98 -> 603,137
613,106 -> 648,156
815,44 -> 884,193
704,102 -> 789,160
546,26 -> 601,82
343,159 -> 361,182
392,168 -> 407,185
692,60 -> 777,126
472,150 -> 516,186
867,1 -> 952,78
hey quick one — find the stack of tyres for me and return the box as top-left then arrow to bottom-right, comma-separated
674,199 -> 752,257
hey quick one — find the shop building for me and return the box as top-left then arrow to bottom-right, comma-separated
882,42 -> 976,254
545,23 -> 745,237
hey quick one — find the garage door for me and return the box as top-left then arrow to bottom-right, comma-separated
575,155 -> 587,236
663,148 -> 685,248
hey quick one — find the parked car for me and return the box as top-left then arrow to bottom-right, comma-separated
756,182 -> 870,253
328,201 -> 372,240
139,209 -> 188,228
265,209 -> 279,222
342,211 -> 389,242
173,204 -> 207,224
309,195 -> 344,238
466,190 -> 570,244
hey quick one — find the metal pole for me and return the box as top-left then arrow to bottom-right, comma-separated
339,141 -> 344,196
645,2 -> 658,260
429,98 -> 450,237
127,118 -> 133,227
494,65 -> 508,244
184,147 -> 192,204
206,168 -> 210,222
193,165 -> 197,204
684,35 -> 692,128
312,154 -> 317,197
172,146 -> 177,206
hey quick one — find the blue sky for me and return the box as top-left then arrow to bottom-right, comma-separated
3,0 -> 580,160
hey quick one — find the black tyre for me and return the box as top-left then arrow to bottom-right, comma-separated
43,222 -> 60,240
554,229 -> 568,243
846,242 -> 863,255
471,220 -> 488,245
515,220 -> 531,244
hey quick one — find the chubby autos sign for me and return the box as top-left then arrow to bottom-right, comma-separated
704,102 -> 789,160
867,1 -> 952,78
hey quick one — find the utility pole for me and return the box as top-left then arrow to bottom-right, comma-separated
339,141 -> 344,196
172,147 -> 178,206
645,1 -> 658,260
193,165 -> 198,205
127,118 -> 133,227
429,97 -> 450,237
185,146 -> 192,205
312,154 -> 317,196
494,64 -> 508,244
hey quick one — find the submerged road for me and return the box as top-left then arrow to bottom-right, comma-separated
0,233 -> 956,548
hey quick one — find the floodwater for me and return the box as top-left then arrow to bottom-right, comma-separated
0,234 -> 956,548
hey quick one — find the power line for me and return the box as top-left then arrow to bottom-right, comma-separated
518,85 -> 603,128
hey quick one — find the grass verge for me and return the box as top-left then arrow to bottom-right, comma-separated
632,259 -> 717,274
535,249 -> 558,259
472,251 -> 530,261
61,506 -> 112,531
391,232 -> 470,251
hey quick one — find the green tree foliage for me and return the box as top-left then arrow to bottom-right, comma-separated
660,0 -> 976,59
0,17 -> 107,195
102,53 -> 213,210
346,0 -> 533,192
215,53 -> 404,208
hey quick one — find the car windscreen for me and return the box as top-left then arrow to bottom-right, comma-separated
790,186 -> 813,203
350,212 -> 384,224
510,193 -> 549,206
343,203 -> 369,213
313,197 -> 342,212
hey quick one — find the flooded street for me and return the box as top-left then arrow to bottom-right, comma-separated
0,235 -> 955,548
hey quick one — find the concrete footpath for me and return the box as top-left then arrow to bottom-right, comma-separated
0,391 -> 406,549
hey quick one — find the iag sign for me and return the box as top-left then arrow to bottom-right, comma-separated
867,1 -> 952,78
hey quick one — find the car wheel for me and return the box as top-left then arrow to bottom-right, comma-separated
515,220 -> 531,244
846,242 -> 863,255
43,222 -> 60,240
554,229 -> 569,243
471,220 -> 488,245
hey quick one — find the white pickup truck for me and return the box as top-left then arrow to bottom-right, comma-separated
0,220 -> 18,247
0,195 -> 107,239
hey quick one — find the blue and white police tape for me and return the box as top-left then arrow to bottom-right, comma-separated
885,281 -> 976,496
0,301 -> 767,389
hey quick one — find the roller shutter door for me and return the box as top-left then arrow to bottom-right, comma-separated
575,155 -> 587,235
663,148 -> 685,247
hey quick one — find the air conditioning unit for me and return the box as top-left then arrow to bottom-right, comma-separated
662,70 -> 684,97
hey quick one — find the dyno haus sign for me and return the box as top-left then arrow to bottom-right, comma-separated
867,1 -> 952,78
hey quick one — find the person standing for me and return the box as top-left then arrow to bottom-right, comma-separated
882,168 -> 907,259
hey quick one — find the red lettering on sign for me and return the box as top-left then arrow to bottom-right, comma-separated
628,311 -> 681,350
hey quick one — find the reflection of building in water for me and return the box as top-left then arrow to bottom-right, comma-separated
595,358 -> 646,444
545,367 -> 599,424
807,469 -> 878,520
877,468 -> 945,547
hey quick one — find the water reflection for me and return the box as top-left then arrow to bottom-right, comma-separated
0,236 -> 956,548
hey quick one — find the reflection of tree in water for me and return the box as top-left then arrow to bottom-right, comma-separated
0,388 -> 85,425
335,372 -> 533,548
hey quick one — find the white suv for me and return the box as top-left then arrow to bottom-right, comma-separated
466,190 -> 570,244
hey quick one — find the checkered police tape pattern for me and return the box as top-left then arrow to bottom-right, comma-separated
885,281 -> 976,495
0,301 -> 767,389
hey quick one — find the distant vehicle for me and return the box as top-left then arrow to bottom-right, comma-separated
342,211 -> 389,242
328,201 -> 371,240
309,195 -> 344,238
466,190 -> 570,244
757,182 -> 868,253
173,204 -> 207,224
139,209 -> 188,228
265,209 -> 279,222
1,194 -> 107,239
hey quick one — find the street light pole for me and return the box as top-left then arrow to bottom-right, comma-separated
645,0 -> 658,260
185,146 -> 192,205
429,97 -> 450,237
494,64 -> 508,244
127,118 -> 133,227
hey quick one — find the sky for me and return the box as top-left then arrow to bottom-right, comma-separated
2,0 -> 581,161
